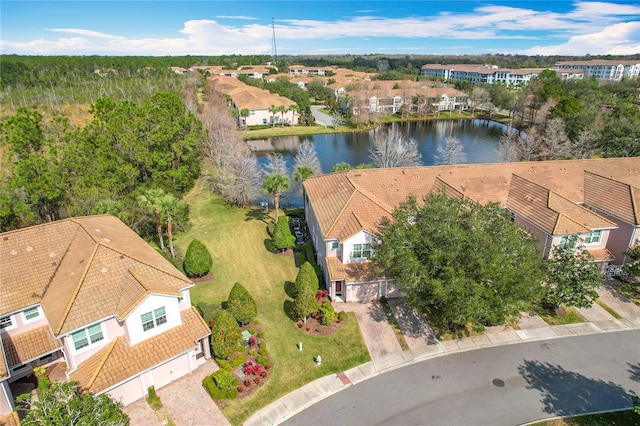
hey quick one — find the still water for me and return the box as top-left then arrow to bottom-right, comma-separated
254,119 -> 507,207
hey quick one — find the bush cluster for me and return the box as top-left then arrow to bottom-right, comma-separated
202,374 -> 238,400
319,299 -> 337,325
272,215 -> 295,251
231,353 -> 246,368
210,310 -> 242,360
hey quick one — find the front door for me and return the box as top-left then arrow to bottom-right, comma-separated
335,280 -> 343,296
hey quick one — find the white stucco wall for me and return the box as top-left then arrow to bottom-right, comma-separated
341,231 -> 375,264
124,295 -> 181,345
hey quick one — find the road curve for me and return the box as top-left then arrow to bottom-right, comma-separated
283,330 -> 640,426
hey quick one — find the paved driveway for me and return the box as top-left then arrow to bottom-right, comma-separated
340,302 -> 401,359
387,298 -> 438,349
598,282 -> 640,318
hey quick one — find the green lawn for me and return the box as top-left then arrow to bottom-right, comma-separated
531,410 -> 640,425
175,180 -> 370,425
539,307 -> 585,326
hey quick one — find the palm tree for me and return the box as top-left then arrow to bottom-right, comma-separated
277,105 -> 287,126
268,105 -> 278,127
138,188 -> 185,257
137,188 -> 167,250
261,173 -> 289,221
240,108 -> 250,129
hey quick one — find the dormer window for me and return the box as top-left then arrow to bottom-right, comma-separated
583,230 -> 602,244
23,306 -> 41,322
141,307 -> 167,332
71,324 -> 104,351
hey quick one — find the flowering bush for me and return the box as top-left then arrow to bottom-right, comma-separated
316,289 -> 329,303
249,335 -> 257,347
243,361 -> 263,376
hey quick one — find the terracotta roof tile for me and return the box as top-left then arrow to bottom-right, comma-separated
589,248 -> 615,262
584,171 -> 640,225
0,412 -> 20,426
71,307 -> 210,394
305,159 -> 640,242
326,257 -> 381,283
1,325 -> 62,367
1,215 -> 193,336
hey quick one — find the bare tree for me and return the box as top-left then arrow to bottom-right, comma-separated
435,136 -> 467,165
543,118 -> 570,160
470,87 -> 492,116
369,127 -> 422,168
514,126 -> 543,162
496,126 -> 519,162
263,152 -> 288,176
571,127 -> 598,159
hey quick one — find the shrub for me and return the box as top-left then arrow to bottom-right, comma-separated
226,282 -> 257,326
231,353 -> 246,368
248,349 -> 257,356
203,375 -> 236,399
319,299 -> 337,325
272,215 -> 295,251
244,361 -> 263,376
338,311 -> 346,322
260,370 -> 268,378
244,379 -> 252,387
295,252 -> 306,266
249,335 -> 258,347
254,377 -> 261,385
210,310 -> 242,360
316,289 -> 329,303
258,342 -> 268,356
237,385 -> 245,393
217,359 -> 232,371
258,331 -> 264,338
197,302 -> 220,326
212,370 -> 237,391
293,262 -> 319,321
249,328 -> 257,334
183,239 -> 213,278
256,354 -> 271,369
147,386 -> 162,410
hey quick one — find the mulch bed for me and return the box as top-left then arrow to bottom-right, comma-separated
296,315 -> 347,336
191,272 -> 215,283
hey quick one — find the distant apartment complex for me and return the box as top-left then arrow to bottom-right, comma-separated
421,59 -> 640,84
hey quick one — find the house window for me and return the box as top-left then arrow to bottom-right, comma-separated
141,307 -> 167,332
23,307 -> 40,322
559,236 -> 577,249
353,244 -> 372,259
583,230 -> 602,244
331,242 -> 339,251
71,323 -> 104,351
0,316 -> 13,330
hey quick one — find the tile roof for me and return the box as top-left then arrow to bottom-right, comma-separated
209,75 -> 296,110
507,175 -> 616,235
70,307 -> 209,395
0,215 -> 192,335
325,257 -> 382,283
304,158 -> 640,242
0,412 -> 20,426
1,325 -> 62,367
584,171 -> 640,225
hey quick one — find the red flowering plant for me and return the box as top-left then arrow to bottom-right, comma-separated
243,361 -> 263,376
249,335 -> 257,347
316,289 -> 329,303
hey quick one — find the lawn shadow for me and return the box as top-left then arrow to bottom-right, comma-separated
283,300 -> 296,321
518,359 -> 635,417
628,362 -> 640,383
284,281 -> 296,299
245,208 -> 270,224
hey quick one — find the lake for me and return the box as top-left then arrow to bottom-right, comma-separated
254,118 -> 508,207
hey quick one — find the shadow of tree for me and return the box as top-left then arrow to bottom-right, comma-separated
284,281 -> 296,299
367,302 -> 387,323
245,208 -> 270,223
389,299 -> 438,345
629,362 -> 640,383
518,359 -> 636,417
283,300 -> 296,321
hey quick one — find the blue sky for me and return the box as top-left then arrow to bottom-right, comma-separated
1,1 -> 638,56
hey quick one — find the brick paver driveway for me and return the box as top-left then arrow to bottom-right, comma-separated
340,301 -> 401,359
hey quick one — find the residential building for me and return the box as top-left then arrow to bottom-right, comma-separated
210,75 -> 299,127
0,215 -> 211,415
303,158 -> 640,302
420,64 -> 544,86
288,65 -> 337,76
554,60 -> 640,82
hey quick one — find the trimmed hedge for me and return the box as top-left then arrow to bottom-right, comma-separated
210,310 -> 242,360
226,283 -> 257,326
183,239 -> 213,278
272,216 -> 295,252
202,375 -> 238,400
231,353 -> 246,368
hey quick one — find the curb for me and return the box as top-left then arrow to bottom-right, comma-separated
244,318 -> 640,426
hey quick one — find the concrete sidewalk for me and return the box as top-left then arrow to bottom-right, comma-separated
244,315 -> 640,426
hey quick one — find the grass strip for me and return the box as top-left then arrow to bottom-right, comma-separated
379,297 -> 410,351
595,299 -> 623,319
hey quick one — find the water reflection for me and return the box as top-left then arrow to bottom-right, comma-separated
255,119 -> 507,207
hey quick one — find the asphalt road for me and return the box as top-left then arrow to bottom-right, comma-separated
310,105 -> 335,127
284,330 -> 640,426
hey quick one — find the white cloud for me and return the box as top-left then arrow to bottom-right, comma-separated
524,22 -> 640,55
0,2 -> 637,55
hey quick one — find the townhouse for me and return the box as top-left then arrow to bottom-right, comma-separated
210,75 -> 299,127
0,215 -> 211,415
303,158 -> 640,302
